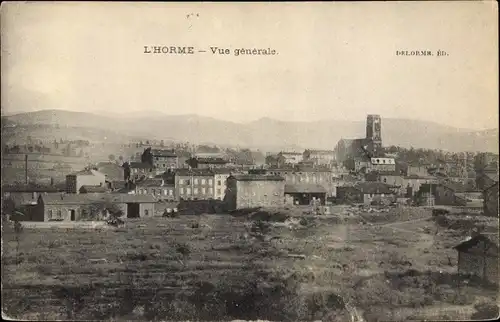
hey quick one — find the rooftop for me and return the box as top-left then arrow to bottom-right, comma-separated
151,149 -> 177,157
285,184 -> 327,194
79,185 -> 110,193
230,174 -> 285,182
40,193 -> 157,205
175,168 -> 215,176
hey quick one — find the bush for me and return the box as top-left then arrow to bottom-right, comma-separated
471,301 -> 499,320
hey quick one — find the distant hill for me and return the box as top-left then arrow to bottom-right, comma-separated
2,109 -> 498,153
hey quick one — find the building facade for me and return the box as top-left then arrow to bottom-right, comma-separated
175,169 -> 214,200
225,174 -> 285,210
135,178 -> 176,201
213,169 -> 232,200
151,149 -> 179,169
186,157 -> 229,169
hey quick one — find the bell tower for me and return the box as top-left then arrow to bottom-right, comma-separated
366,114 -> 382,156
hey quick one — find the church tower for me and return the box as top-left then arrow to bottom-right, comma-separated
366,114 -> 382,156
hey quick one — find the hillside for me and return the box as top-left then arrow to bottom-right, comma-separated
2,109 -> 498,153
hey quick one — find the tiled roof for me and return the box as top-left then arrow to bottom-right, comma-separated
230,174 -> 285,181
79,185 -> 109,193
285,184 -> 327,194
40,193 -> 156,205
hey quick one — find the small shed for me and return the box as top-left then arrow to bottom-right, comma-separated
454,234 -> 499,285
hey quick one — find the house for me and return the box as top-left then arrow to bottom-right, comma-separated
483,181 -> 499,217
336,182 -> 396,205
2,183 -> 64,206
225,174 -> 285,210
454,234 -> 499,285
302,149 -> 335,167
186,157 -> 229,169
277,151 -> 303,165
175,168 -> 214,200
378,173 -> 438,197
151,149 -> 178,169
213,168 -> 233,200
32,193 -> 157,221
134,178 -> 175,201
65,169 -> 106,194
284,184 -> 327,205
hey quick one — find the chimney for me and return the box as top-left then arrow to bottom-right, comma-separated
25,154 -> 28,184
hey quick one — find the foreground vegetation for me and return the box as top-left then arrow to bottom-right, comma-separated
2,208 -> 498,321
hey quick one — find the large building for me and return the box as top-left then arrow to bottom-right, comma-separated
225,174 -> 285,210
175,168 -> 214,200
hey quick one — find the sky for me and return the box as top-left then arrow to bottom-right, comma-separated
1,1 -> 498,130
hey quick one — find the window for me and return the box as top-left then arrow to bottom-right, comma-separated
208,179 -> 213,185
185,179 -> 191,185
48,210 -> 53,219
186,187 -> 191,194
201,187 -> 206,194
194,178 -> 199,185
194,188 -> 199,194
217,188 -> 221,195
201,179 -> 206,185
169,189 -> 173,196
57,210 -> 62,219
217,180 -> 222,186
144,209 -> 149,216
179,179 -> 184,185
208,187 -> 213,195
180,187 -> 185,195
163,189 -> 168,195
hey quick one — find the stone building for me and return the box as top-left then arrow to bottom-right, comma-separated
135,178 -> 176,201
213,168 -> 233,200
32,193 -> 156,221
151,149 -> 179,169
225,174 -> 285,210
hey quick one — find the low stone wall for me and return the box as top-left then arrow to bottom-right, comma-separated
19,221 -> 108,229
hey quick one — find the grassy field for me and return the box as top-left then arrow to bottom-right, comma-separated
2,207 -> 498,321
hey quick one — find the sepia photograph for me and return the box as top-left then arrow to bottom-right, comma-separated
1,1 -> 499,321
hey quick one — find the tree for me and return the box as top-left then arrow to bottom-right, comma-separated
108,154 -> 116,162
